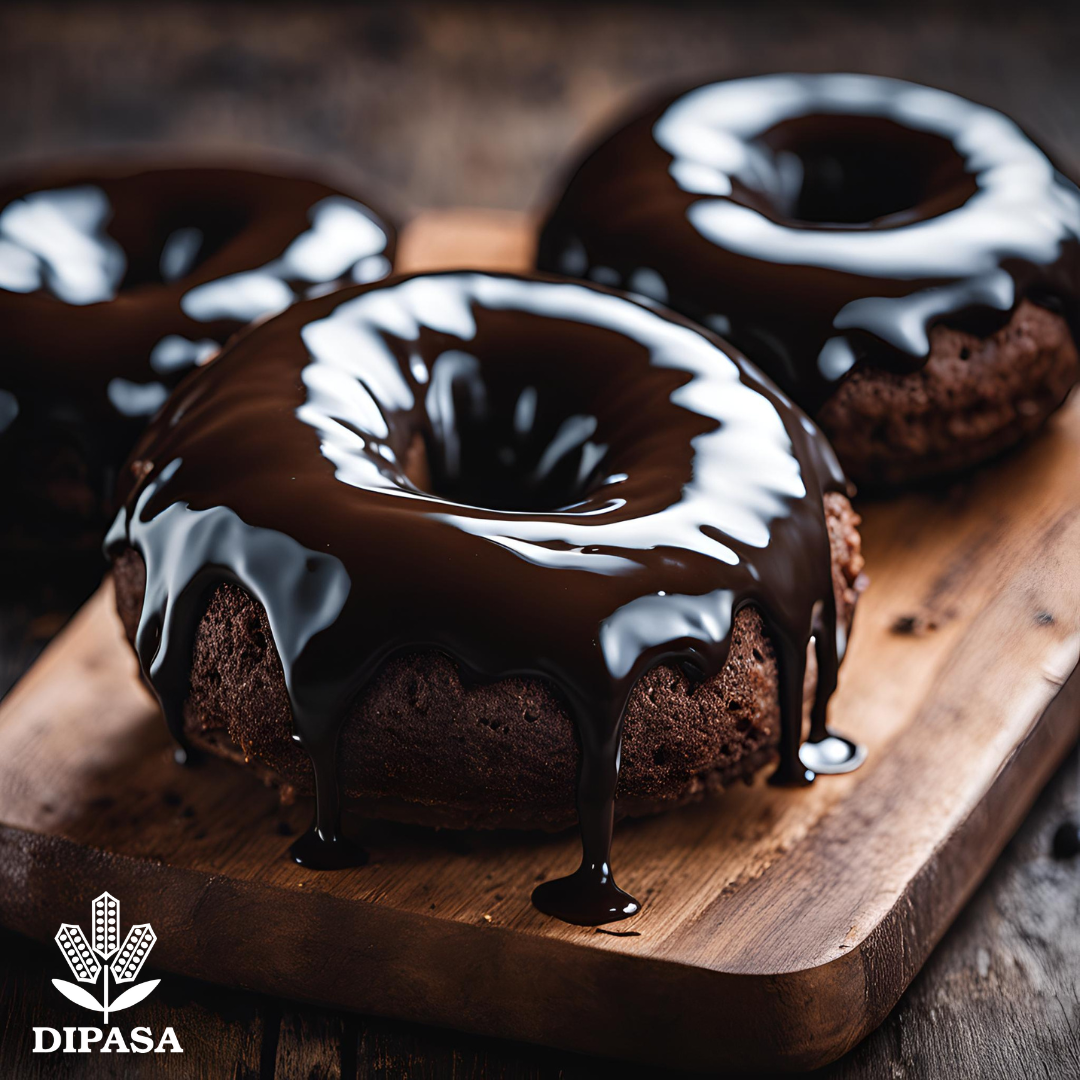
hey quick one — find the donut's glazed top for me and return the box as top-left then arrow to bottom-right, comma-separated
538,73 -> 1080,411
0,163 -> 394,434
107,271 -> 850,924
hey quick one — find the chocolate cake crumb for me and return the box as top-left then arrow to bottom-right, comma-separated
817,301 -> 1079,488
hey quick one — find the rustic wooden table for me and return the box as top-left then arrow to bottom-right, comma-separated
1,2 -> 1078,1076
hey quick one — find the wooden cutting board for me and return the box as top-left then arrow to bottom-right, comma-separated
1,211 -> 1078,1073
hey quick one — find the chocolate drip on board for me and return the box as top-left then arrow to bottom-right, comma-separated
537,73 -> 1080,414
108,271 -> 856,926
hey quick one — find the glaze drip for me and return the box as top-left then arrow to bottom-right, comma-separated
108,272 -> 851,925
537,73 -> 1080,412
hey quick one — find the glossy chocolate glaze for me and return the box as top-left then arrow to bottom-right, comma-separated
1052,821 -> 1080,859
538,74 -> 1080,413
0,162 -> 394,538
107,271 -> 854,926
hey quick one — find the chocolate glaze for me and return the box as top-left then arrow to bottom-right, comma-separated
1052,821 -> 1080,859
107,271 -> 854,926
0,162 -> 394,538
538,74 -> 1080,413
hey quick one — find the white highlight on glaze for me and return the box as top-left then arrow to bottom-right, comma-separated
513,386 -> 537,436
149,335 -> 219,374
816,336 -> 858,381
656,73 -> 1080,280
297,275 -> 483,487
426,350 -> 488,479
182,196 -> 389,323
704,313 -> 732,336
159,226 -> 204,282
831,269 -> 1015,354
184,271 -> 293,322
558,237 -> 589,276
0,389 -> 18,433
531,414 -> 600,485
600,588 -> 734,680
0,186 -> 390,350
654,73 -> 1080,360
0,186 -> 126,304
628,267 -> 669,304
107,378 -> 170,418
295,274 -> 811,576
351,254 -> 392,284
588,265 -> 621,287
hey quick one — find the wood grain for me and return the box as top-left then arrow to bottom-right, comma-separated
0,212 -> 1078,1072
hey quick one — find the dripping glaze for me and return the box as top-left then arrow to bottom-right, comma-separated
107,271 -> 860,926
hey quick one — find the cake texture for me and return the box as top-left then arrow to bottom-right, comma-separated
537,74 -> 1080,486
816,300 -> 1079,487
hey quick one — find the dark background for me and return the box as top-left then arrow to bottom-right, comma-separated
4,1 -> 1080,214
1,2 -> 1079,1077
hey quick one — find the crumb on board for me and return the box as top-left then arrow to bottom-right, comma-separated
891,612 -> 939,636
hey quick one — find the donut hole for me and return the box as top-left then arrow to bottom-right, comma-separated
415,359 -> 614,513
756,115 -> 974,226
116,205 -> 252,290
373,309 -> 704,514
304,281 -> 703,515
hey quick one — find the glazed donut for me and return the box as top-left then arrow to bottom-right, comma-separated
0,162 -> 394,548
107,271 -> 864,925
538,74 -> 1080,486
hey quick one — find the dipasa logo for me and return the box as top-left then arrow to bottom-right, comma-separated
33,892 -> 183,1055
53,892 -> 157,1021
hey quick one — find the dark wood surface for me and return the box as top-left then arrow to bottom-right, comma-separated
1,1 -> 1079,1076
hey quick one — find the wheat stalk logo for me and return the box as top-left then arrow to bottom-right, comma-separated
53,893 -> 159,1023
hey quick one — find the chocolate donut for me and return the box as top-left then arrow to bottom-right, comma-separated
107,271 -> 864,925
0,162 -> 395,548
538,74 -> 1080,486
